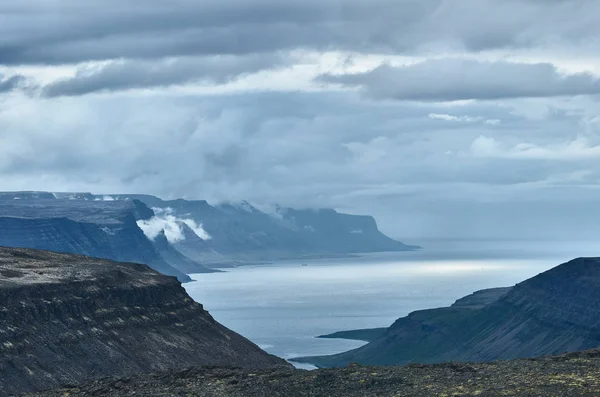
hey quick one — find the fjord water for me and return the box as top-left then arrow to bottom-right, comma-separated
184,239 -> 600,368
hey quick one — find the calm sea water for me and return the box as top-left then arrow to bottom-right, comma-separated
183,239 -> 600,368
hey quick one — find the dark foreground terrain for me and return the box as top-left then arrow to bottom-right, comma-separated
0,247 -> 286,396
30,350 -> 600,397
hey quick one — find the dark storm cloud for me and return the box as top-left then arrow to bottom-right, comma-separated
0,74 -> 28,93
318,59 -> 600,101
42,54 -> 290,97
1,0 -> 599,65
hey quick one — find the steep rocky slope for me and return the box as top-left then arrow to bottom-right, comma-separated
301,259 -> 600,367
0,198 -> 200,281
0,247 -> 287,396
30,350 -> 600,397
316,288 -> 513,344
151,230 -> 218,274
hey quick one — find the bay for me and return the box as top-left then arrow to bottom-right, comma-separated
183,239 -> 600,368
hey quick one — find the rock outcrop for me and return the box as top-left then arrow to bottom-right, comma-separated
300,259 -> 600,368
0,247 -> 288,396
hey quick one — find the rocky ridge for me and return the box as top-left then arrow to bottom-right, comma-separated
0,247 -> 287,396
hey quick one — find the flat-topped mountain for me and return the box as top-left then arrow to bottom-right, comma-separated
0,247 -> 287,396
0,198 -> 216,281
91,194 -> 418,263
0,197 -> 154,224
299,258 -> 600,368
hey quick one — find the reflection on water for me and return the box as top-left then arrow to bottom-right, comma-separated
183,240 -> 600,365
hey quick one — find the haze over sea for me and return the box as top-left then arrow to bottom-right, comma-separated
184,239 -> 600,368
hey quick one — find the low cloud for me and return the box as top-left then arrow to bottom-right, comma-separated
471,135 -> 600,161
318,59 -> 600,101
137,207 -> 211,243
43,54 -> 289,97
429,113 -> 501,125
3,89 -> 600,240
0,74 -> 29,93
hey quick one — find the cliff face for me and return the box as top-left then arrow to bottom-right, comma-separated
277,208 -> 415,253
0,192 -> 417,269
151,230 -> 217,274
0,248 -> 287,396
0,198 -> 192,282
112,195 -> 418,264
302,259 -> 600,368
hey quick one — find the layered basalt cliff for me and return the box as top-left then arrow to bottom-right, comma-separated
301,258 -> 600,368
111,195 -> 420,263
0,198 -> 201,281
0,191 -> 418,270
0,248 -> 287,396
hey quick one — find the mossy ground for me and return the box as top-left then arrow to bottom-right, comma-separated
31,350 -> 600,397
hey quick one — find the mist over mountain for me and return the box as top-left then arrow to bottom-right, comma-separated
110,194 -> 418,263
0,196 -> 194,282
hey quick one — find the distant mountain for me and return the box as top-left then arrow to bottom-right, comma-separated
108,194 -> 419,264
0,196 -> 207,282
299,258 -> 600,368
0,247 -> 288,396
0,191 -> 418,271
277,207 -> 412,254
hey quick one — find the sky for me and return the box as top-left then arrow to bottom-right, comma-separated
2,0 -> 600,242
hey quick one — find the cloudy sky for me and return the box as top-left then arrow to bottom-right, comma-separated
2,0 -> 600,242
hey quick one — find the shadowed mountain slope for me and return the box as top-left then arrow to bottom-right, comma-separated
0,198 -> 198,281
300,259 -> 600,367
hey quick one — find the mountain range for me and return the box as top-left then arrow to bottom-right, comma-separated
0,191 -> 417,277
